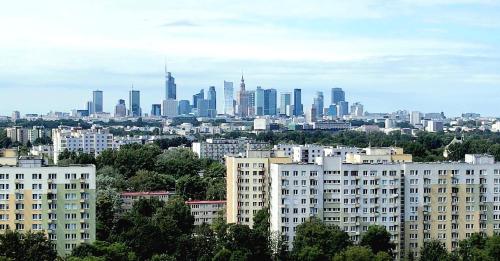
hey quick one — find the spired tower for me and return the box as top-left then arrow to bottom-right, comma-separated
237,74 -> 249,117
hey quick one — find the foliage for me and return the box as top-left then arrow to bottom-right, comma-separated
155,148 -> 202,178
70,241 -> 137,261
0,230 -> 57,261
419,240 -> 450,261
359,225 -> 395,255
292,218 -> 351,261
332,246 -> 375,261
128,170 -> 175,192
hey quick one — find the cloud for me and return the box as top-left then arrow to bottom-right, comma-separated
160,20 -> 198,27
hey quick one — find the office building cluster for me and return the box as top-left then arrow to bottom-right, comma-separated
225,145 -> 500,260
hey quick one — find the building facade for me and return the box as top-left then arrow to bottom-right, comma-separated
223,81 -> 234,116
0,158 -> 96,255
186,200 -> 226,225
128,90 -> 141,117
192,138 -> 270,162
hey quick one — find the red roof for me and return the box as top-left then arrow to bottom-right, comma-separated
186,200 -> 226,204
121,191 -> 173,196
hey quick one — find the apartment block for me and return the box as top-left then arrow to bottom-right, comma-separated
5,126 -> 29,145
186,200 -> 226,225
0,157 -> 96,256
52,125 -> 113,163
193,138 -> 269,162
266,150 -> 500,260
120,191 -> 175,211
226,150 -> 291,227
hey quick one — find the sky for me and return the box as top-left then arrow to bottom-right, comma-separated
0,0 -> 499,117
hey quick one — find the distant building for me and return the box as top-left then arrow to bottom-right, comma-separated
237,75 -> 251,117
410,111 -> 422,126
151,104 -> 162,117
178,100 -> 191,115
11,111 -> 20,122
192,89 -> 204,109
331,87 -> 345,104
165,70 -> 177,100
264,88 -> 277,116
313,91 -> 324,119
192,138 -> 270,162
426,120 -> 444,132
120,191 -> 175,211
186,200 -> 226,225
336,101 -> 349,117
223,81 -> 234,116
28,126 -> 51,143
114,99 -> 127,117
128,90 -> 141,117
52,125 -> 113,163
350,102 -> 363,117
293,89 -> 303,116
280,92 -> 291,115
196,99 -> 210,117
208,86 -> 217,118
86,101 -> 94,115
255,86 -> 264,116
162,99 -> 178,118
5,126 -> 28,144
92,90 -> 103,114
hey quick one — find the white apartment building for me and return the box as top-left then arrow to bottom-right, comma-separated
268,153 -> 500,260
272,144 -> 361,163
52,125 -> 113,163
193,138 -> 270,162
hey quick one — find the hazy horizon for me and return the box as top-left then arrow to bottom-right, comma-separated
1,0 -> 499,117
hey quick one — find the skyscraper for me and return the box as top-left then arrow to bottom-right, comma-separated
247,90 -> 255,117
337,101 -> 349,117
280,92 -> 291,115
86,101 -> 94,115
165,68 -> 176,100
331,87 -> 345,105
162,99 -> 178,118
313,91 -> 324,119
264,88 -> 277,115
115,99 -> 127,117
255,86 -> 264,116
92,90 -> 103,114
128,89 -> 141,117
223,81 -> 234,116
193,89 -> 204,109
293,89 -> 303,116
151,104 -> 161,116
178,100 -> 191,115
350,102 -> 364,117
208,86 -> 217,118
237,75 -> 250,117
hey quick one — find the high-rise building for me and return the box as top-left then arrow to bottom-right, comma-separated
162,99 -> 178,118
128,90 -> 141,117
410,111 -> 422,126
264,88 -> 277,115
0,157 -> 96,255
223,81 -> 234,116
114,99 -> 127,117
86,101 -> 94,115
92,90 -> 103,114
5,126 -> 28,145
196,99 -> 209,117
208,86 -> 217,118
293,89 -> 303,116
247,90 -> 255,117
255,86 -> 264,116
151,104 -> 161,117
237,75 -> 250,117
178,100 -> 191,115
331,87 -> 345,104
280,92 -> 291,115
165,69 -> 176,100
313,91 -> 324,119
337,101 -> 349,117
28,126 -> 51,143
11,111 -> 20,122
193,89 -> 204,109
350,102 -> 364,117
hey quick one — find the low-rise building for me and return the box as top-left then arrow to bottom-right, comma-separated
193,138 -> 270,162
186,200 -> 226,225
120,191 -> 175,211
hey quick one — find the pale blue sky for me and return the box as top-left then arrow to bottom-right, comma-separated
0,0 -> 499,116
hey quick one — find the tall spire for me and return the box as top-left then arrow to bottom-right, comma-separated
240,71 -> 245,91
164,57 -> 168,75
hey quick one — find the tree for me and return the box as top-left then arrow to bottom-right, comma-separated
485,234 -> 500,261
128,170 -> 175,192
176,175 -> 207,200
292,218 -> 351,261
458,233 -> 487,261
70,241 -> 137,261
359,225 -> 395,255
419,240 -> 449,261
333,246 -> 374,261
155,148 -> 202,178
0,230 -> 57,261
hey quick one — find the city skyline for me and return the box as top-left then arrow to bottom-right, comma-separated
1,1 -> 500,116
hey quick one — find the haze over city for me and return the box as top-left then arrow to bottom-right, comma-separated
1,0 -> 499,115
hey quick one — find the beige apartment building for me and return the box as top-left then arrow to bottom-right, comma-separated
226,150 -> 291,227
